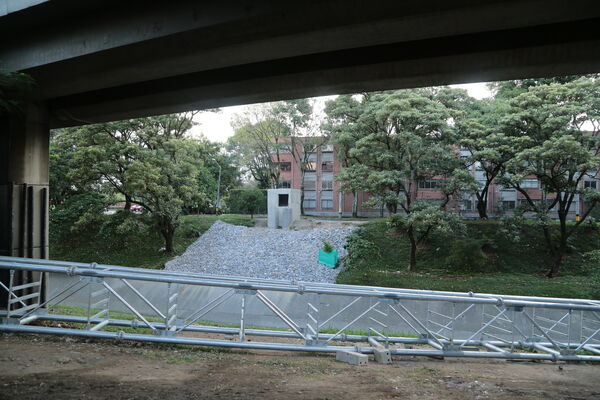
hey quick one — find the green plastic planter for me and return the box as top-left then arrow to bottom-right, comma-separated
318,249 -> 338,269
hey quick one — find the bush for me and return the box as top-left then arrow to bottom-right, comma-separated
444,239 -> 489,272
343,230 -> 381,271
226,189 -> 267,216
322,240 -> 335,253
577,250 -> 600,281
50,192 -> 108,243
498,215 -> 526,244
97,211 -> 153,250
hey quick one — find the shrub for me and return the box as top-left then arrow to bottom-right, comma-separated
226,189 -> 267,217
50,192 -> 108,243
343,231 -> 381,271
444,239 -> 489,272
578,250 -> 600,282
97,211 -> 153,250
498,215 -> 526,244
322,240 -> 335,253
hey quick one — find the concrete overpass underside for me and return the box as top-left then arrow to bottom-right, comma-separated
1,0 -> 600,294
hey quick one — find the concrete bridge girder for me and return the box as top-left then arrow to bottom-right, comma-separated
1,0 -> 600,126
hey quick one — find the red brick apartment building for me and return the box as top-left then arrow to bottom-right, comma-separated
274,143 -> 595,220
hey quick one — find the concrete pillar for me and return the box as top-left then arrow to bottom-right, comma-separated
0,102 -> 50,307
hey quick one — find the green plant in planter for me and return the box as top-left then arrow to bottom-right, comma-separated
319,240 -> 338,269
322,241 -> 334,253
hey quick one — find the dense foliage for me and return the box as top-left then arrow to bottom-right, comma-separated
50,113 -> 240,253
338,218 -> 600,299
325,77 -> 600,276
226,189 -> 267,217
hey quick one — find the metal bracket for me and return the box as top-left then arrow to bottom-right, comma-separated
442,344 -> 462,352
0,317 -> 19,325
80,276 -> 103,284
234,289 -> 256,295
305,339 -> 327,347
560,349 -> 577,356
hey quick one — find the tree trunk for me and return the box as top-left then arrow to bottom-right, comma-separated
387,202 -> 397,214
124,195 -> 132,211
546,213 -> 568,278
300,183 -> 305,216
352,190 -> 358,218
547,253 -> 563,278
161,220 -> 176,253
476,199 -> 488,219
407,227 -> 417,272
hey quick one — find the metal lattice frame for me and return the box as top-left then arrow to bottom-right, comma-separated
1,256 -> 600,362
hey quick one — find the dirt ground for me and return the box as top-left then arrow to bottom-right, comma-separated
1,333 -> 599,400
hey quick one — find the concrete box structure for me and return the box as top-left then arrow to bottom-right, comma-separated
267,189 -> 301,229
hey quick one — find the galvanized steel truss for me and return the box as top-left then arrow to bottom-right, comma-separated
1,256 -> 600,362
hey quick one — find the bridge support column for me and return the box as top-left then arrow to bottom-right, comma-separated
0,102 -> 50,308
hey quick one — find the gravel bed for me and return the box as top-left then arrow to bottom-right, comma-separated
165,221 -> 356,283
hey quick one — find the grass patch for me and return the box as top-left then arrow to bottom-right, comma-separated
337,219 -> 600,299
50,214 -> 254,269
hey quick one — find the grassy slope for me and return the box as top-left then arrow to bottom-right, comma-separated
50,214 -> 254,269
336,219 -> 600,299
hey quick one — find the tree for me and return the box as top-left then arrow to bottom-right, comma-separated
49,130 -> 79,205
497,78 -> 600,277
126,136 -> 201,252
68,119 -> 144,210
327,89 -> 475,271
271,99 -> 324,215
61,112 -> 207,253
0,72 -> 35,115
228,99 -> 321,208
489,75 -> 586,100
228,105 -> 289,188
453,97 -> 519,218
323,95 -> 365,217
227,188 -> 266,218
191,139 -> 241,214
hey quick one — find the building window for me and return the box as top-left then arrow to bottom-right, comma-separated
321,151 -> 334,161
584,180 -> 597,189
278,194 -> 289,207
321,144 -> 334,152
460,200 -> 472,211
303,190 -> 316,209
321,199 -> 333,209
518,199 -> 540,209
502,200 -> 516,210
520,179 -> 538,188
418,179 -> 443,189
321,152 -> 333,171
277,162 -> 291,172
321,161 -> 334,171
320,190 -> 333,209
303,172 -> 316,190
321,171 -> 333,190
278,180 -> 291,189
304,172 -> 316,181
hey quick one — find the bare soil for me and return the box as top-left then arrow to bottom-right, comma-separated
1,333 -> 599,400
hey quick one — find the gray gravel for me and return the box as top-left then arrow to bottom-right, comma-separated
165,221 -> 356,283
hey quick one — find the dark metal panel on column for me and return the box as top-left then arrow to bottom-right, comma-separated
0,102 -> 50,308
